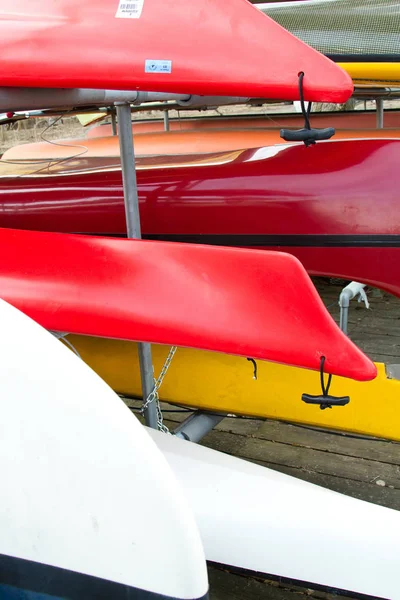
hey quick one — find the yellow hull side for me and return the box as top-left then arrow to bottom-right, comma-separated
339,62 -> 400,87
69,335 -> 400,441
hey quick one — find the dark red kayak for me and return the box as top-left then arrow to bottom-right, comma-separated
0,138 -> 399,297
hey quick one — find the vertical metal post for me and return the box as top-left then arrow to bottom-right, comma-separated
115,102 -> 158,429
111,107 -> 117,136
163,109 -> 170,132
376,98 -> 384,129
339,305 -> 349,335
339,282 -> 368,337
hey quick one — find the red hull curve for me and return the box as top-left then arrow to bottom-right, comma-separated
0,138 -> 399,296
0,0 -> 351,101
0,228 -> 376,381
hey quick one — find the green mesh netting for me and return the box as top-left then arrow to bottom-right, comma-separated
261,0 -> 400,58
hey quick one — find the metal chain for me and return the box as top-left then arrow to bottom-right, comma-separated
141,346 -> 177,433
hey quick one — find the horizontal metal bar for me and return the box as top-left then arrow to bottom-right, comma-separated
353,87 -> 400,99
0,88 -> 190,112
174,411 -> 225,443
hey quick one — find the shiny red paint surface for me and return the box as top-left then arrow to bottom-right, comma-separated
0,228 -> 375,381
0,0 -> 352,101
0,138 -> 399,295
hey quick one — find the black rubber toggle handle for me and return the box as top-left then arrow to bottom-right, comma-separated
302,393 -> 350,410
280,127 -> 335,145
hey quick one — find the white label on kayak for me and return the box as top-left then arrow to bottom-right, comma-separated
145,60 -> 172,74
115,0 -> 144,18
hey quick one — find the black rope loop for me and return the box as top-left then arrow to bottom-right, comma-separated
298,72 -> 312,131
319,355 -> 332,397
280,72 -> 334,146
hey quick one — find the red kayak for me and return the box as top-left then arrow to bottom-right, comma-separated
1,138 -> 399,298
0,0 -> 351,101
0,228 -> 375,381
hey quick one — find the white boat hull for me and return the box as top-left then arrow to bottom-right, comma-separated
4,294 -> 399,599
149,428 -> 400,599
0,299 -> 208,599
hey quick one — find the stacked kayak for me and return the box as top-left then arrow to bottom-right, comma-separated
2,134 -> 400,439
1,0 -> 396,599
1,136 -> 399,298
4,290 -> 400,600
0,0 -> 352,101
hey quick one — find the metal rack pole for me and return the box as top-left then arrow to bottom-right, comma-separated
163,109 -> 170,131
111,107 -> 117,136
116,102 -> 158,429
376,98 -> 384,128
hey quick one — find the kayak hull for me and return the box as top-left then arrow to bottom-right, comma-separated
0,0 -> 352,101
70,336 -> 400,441
1,138 -> 400,298
150,427 -> 400,599
0,228 -> 375,380
0,298 -> 209,599
340,62 -> 400,87
1,296 -> 396,599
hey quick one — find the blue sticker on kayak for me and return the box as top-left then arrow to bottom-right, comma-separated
145,60 -> 172,74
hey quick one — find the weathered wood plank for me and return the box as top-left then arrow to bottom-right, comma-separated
160,415 -> 262,441
161,410 -> 262,436
158,417 -> 400,509
201,430 -> 400,489
208,566 -> 354,600
347,316 -> 400,332
349,340 -> 400,360
250,460 -> 400,511
254,420 -> 400,465
162,413 -> 400,467
367,353 -> 400,364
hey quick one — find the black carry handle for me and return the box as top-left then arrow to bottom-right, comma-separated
284,73 -> 336,146
302,357 -> 350,410
302,393 -> 350,411
280,127 -> 335,145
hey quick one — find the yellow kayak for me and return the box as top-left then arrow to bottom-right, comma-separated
69,335 -> 400,441
339,62 -> 400,87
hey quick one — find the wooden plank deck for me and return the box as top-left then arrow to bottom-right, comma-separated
132,279 -> 400,599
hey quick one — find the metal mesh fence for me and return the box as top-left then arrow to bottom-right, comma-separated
261,1 -> 400,58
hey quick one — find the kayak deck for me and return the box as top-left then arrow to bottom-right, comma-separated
1,138 -> 400,301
